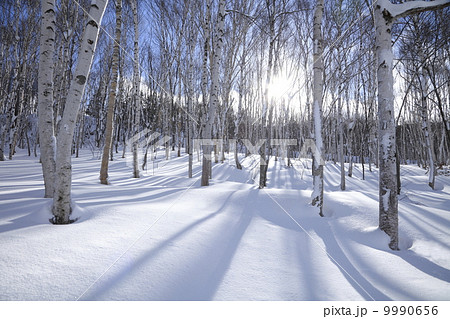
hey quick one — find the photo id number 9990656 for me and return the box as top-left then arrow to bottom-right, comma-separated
383,306 -> 438,316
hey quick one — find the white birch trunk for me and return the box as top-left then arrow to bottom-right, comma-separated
131,0 -> 141,178
6,0 -> 21,160
9,62 -> 27,161
259,1 -> 276,189
1,0 -> 21,160
187,23 -> 196,178
374,0 -> 450,249
311,0 -> 325,216
200,0 -> 211,184
0,42 -> 5,161
52,0 -> 108,224
338,93 -> 345,191
419,63 -> 436,189
235,52 -> 244,170
100,0 -> 122,184
375,1 -> 398,250
201,0 -> 225,186
38,0 -> 57,198
347,89 -> 354,177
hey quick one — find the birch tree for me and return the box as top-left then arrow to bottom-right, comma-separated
130,0 -> 141,179
311,0 -> 325,217
201,0 -> 226,186
100,0 -> 122,185
181,2 -> 198,178
38,0 -> 57,198
1,0 -> 21,161
258,0 -> 276,189
418,50 -> 437,189
52,0 -> 108,224
234,5 -> 254,170
374,0 -> 449,249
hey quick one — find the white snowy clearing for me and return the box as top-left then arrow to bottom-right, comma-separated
0,149 -> 449,301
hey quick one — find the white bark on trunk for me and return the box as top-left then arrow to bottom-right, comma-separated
200,0 -> 212,185
419,62 -> 436,189
0,41 -> 5,161
259,0 -> 276,189
374,0 -> 450,250
235,50 -> 244,170
52,0 -> 108,224
131,0 -> 141,179
38,0 -> 57,198
9,61 -> 27,160
338,93 -> 345,191
311,0 -> 325,217
375,2 -> 398,250
100,0 -> 122,185
186,22 -> 196,178
347,128 -> 354,177
201,0 -> 211,123
201,0 -> 225,186
5,0 -> 21,161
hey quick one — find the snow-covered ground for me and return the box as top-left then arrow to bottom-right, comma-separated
0,149 -> 449,301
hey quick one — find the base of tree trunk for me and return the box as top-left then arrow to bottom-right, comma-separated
201,153 -> 210,186
259,163 -> 267,188
312,196 -> 324,217
50,216 -> 78,225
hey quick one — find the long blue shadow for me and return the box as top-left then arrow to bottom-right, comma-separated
80,188 -> 254,300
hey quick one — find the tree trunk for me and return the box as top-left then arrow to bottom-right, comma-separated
131,0 -> 141,178
375,3 -> 398,250
38,0 -> 57,198
186,19 -> 196,178
311,0 -> 325,217
259,0 -> 276,189
373,0 -> 450,249
338,94 -> 345,191
100,0 -> 122,185
348,121 -> 354,177
419,61 -> 436,189
0,41 -> 5,161
201,0 -> 225,186
4,0 -> 22,161
52,0 -> 108,224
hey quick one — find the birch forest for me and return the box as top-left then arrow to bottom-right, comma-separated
1,0 -> 450,240
1,0 -> 450,303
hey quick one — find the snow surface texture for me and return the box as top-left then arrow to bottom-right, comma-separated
0,150 -> 449,301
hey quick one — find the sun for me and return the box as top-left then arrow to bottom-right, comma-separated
267,75 -> 296,102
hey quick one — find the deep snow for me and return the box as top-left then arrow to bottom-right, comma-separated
0,149 -> 449,300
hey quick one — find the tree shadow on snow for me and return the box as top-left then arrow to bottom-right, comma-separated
75,187 -> 184,208
313,224 -> 393,301
79,188 -> 255,300
397,251 -> 450,283
0,198 -> 53,234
